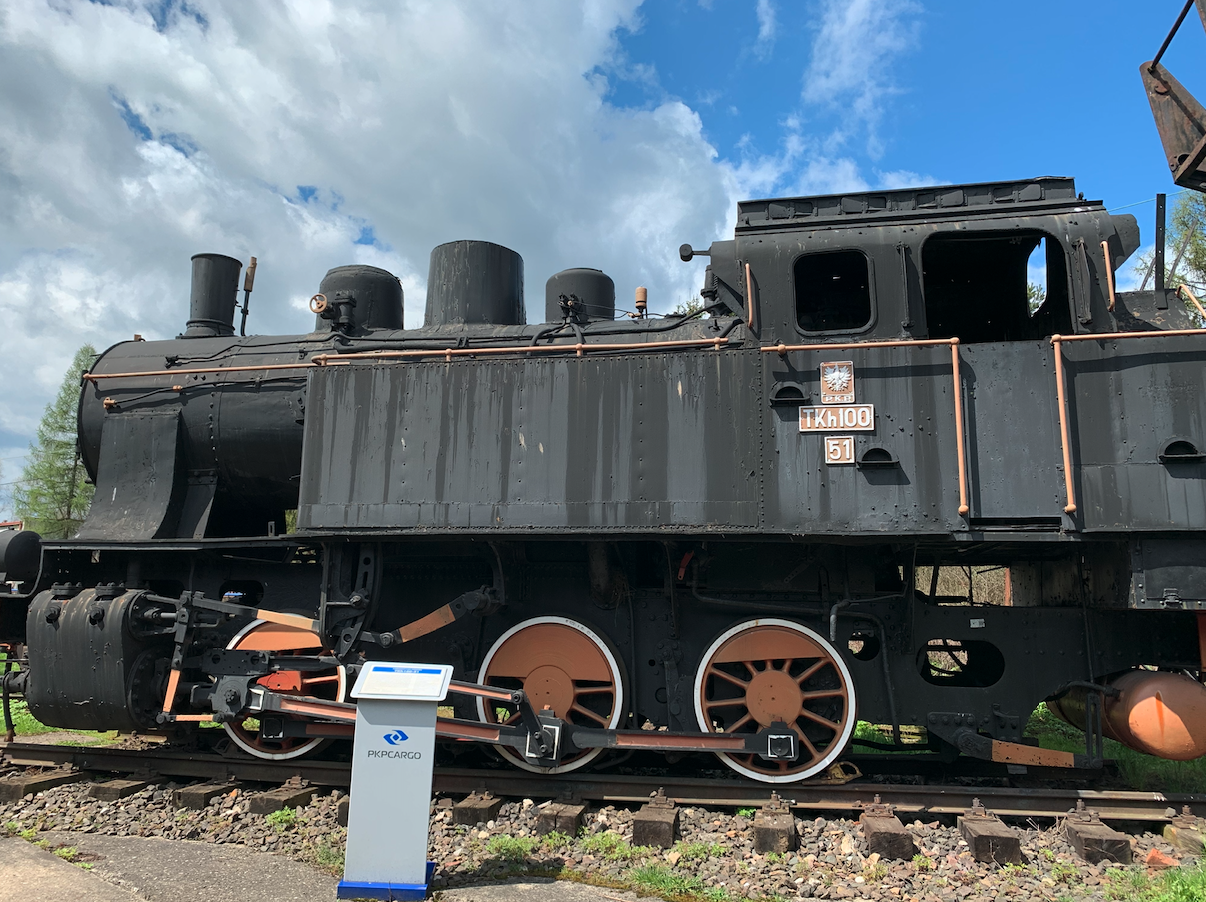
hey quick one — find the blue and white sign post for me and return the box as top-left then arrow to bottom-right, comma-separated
337,662 -> 454,901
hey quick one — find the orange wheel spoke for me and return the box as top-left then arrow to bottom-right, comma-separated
570,704 -> 609,725
799,708 -> 841,731
800,689 -> 845,701
573,685 -> 614,696
795,660 -> 826,685
708,668 -> 751,689
300,674 -> 340,685
727,712 -> 754,732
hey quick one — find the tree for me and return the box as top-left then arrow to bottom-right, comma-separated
13,345 -> 97,538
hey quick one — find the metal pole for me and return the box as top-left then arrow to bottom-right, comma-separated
1156,194 -> 1168,308
1150,0 -> 1196,73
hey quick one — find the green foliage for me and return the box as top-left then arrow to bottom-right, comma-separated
311,841 -> 345,875
674,841 -> 724,860
736,807 -> 756,819
911,853 -> 932,871
265,807 -> 297,831
540,830 -> 573,850
1027,282 -> 1046,316
12,344 -> 96,538
1105,860 -> 1206,901
18,828 -> 37,841
628,864 -> 729,902
485,834 -> 539,860
53,846 -> 78,861
580,832 -> 650,861
1026,702 -> 1206,793
672,297 -> 705,317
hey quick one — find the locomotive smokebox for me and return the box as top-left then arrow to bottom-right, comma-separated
425,240 -> 525,328
544,268 -> 616,323
182,253 -> 242,338
315,264 -> 404,333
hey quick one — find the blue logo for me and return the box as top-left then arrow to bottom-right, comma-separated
383,730 -> 409,745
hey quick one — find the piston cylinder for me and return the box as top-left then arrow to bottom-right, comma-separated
1049,670 -> 1206,760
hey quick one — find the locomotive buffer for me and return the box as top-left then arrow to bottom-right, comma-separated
338,662 -> 453,901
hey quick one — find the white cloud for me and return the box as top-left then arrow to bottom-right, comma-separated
0,0 -> 926,511
802,0 -> 922,159
755,0 -> 777,57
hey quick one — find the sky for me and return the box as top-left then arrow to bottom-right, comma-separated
1,0 -> 1203,498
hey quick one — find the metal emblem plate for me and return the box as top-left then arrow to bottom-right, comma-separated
824,435 -> 856,465
820,361 -> 855,404
799,404 -> 875,432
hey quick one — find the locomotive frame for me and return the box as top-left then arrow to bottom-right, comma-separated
7,7 -> 1206,779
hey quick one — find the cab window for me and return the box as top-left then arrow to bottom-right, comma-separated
922,231 -> 1071,342
794,251 -> 873,333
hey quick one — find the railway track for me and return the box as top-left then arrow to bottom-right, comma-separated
4,740 -> 1203,822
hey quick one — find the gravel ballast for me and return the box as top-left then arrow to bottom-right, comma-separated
0,778 -> 1197,901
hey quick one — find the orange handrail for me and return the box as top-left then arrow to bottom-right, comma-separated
763,336 -> 969,516
83,336 -> 734,381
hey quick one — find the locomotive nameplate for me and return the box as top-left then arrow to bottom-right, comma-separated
824,436 -> 856,465
799,404 -> 875,432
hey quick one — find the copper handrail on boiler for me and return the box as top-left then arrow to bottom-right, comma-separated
763,337 -> 969,516
81,336 -> 734,383
1050,326 -> 1206,516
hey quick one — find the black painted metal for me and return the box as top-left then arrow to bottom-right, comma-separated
314,265 -> 403,333
544,268 -> 616,323
8,175 -> 1206,771
425,240 -> 525,328
181,253 -> 241,339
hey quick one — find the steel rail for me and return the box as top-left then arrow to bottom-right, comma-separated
4,742 -> 1202,821
763,337 -> 969,516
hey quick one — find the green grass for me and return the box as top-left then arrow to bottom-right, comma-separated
310,841 -> 344,875
485,835 -> 540,860
735,808 -> 755,819
1026,703 -> 1206,793
7,700 -> 57,736
674,841 -> 724,861
265,807 -> 297,832
580,832 -> 651,861
52,846 -> 78,861
1105,861 -> 1206,901
629,864 -> 730,902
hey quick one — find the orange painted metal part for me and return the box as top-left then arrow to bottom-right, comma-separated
1050,336 -> 1078,514
989,739 -> 1075,768
161,668 -> 181,714
1051,670 -> 1206,761
397,604 -> 457,643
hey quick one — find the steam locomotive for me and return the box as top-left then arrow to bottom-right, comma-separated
2,164 -> 1205,783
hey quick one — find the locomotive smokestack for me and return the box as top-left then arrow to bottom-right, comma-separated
182,253 -> 242,338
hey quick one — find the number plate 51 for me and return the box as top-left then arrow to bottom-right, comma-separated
824,435 -> 855,465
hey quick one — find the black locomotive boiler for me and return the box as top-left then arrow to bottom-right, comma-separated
4,175 -> 1206,782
